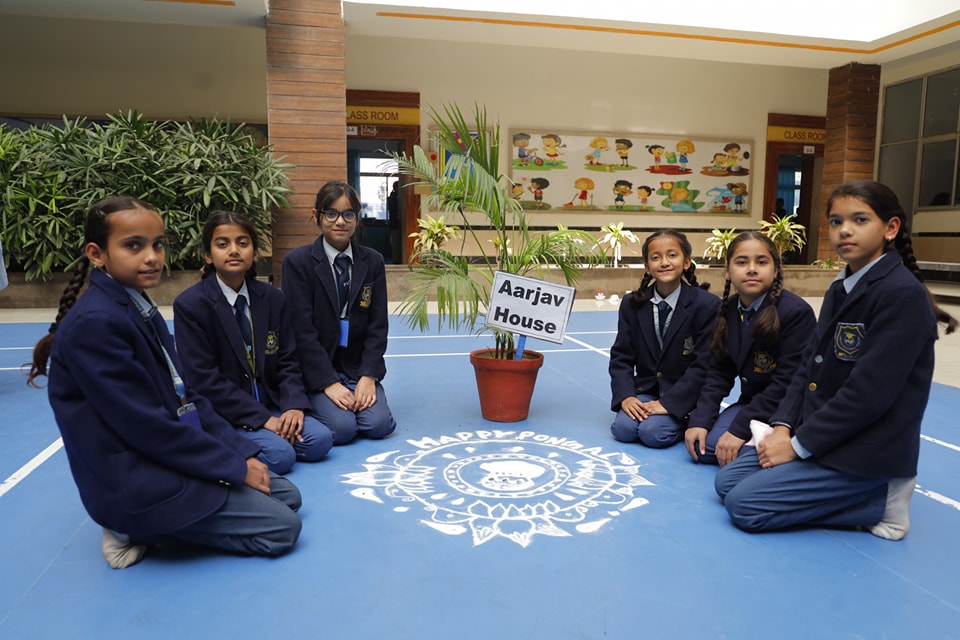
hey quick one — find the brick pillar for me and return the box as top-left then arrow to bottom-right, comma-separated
816,62 -> 881,261
266,0 -> 346,285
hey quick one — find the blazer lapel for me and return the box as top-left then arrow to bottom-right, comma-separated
250,283 -> 271,378
312,239 -> 340,314
205,277 -> 249,371
348,246 -> 369,310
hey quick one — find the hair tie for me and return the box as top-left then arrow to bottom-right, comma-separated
48,322 -> 58,334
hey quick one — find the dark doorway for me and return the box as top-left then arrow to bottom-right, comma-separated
346,138 -> 403,264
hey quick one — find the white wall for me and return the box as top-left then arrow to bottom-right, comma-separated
346,35 -> 829,257
0,15 -> 267,122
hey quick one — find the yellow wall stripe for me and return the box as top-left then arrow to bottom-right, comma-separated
375,12 -> 960,55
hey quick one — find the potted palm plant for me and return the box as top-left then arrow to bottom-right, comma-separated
393,103 -> 606,421
759,213 -> 807,261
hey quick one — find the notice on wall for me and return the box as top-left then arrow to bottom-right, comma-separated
485,271 -> 575,344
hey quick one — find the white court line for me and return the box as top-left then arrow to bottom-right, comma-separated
564,335 -> 611,356
921,434 -> 960,453
0,438 -> 63,499
916,485 -> 960,511
386,347 -> 593,358
0,347 -> 32,351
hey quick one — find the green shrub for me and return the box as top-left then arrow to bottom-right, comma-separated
0,111 -> 291,279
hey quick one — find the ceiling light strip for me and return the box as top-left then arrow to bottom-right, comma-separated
144,0 -> 237,6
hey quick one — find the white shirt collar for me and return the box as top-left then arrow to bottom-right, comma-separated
652,284 -> 681,308
214,274 -> 250,308
834,252 -> 887,293
322,238 -> 354,267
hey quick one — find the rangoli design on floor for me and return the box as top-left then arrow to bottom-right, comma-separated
343,430 -> 654,547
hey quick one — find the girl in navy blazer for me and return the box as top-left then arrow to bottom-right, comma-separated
715,181 -> 957,540
685,231 -> 816,465
174,212 -> 333,474
28,197 -> 301,569
609,229 -> 719,447
282,181 -> 396,444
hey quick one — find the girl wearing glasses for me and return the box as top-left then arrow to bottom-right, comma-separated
282,181 -> 397,445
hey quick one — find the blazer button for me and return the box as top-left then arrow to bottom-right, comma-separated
814,355 -> 823,364
808,382 -> 818,391
656,371 -> 663,378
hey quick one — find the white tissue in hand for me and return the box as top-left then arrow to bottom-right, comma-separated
746,419 -> 774,447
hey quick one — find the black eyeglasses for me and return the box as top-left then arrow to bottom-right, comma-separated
321,209 -> 358,222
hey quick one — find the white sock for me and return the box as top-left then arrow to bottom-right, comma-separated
101,527 -> 147,569
869,477 -> 917,541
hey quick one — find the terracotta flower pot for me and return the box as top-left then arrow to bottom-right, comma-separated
469,348 -> 544,422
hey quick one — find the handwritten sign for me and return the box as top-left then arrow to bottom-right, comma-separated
485,272 -> 575,344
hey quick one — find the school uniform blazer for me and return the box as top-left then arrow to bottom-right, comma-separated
609,282 -> 719,418
173,276 -> 310,430
770,251 -> 937,478
688,289 -> 816,440
282,237 -> 389,393
47,269 -> 260,540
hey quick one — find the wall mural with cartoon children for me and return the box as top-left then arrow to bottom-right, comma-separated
509,129 -> 752,214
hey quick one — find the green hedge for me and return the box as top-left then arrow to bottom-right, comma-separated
0,111 -> 291,279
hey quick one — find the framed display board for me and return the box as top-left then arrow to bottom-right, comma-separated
508,130 -> 753,215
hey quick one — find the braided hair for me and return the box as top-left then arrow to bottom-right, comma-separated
200,211 -> 260,281
629,229 -> 709,307
827,180 -> 956,334
27,197 -> 158,387
709,231 -> 783,358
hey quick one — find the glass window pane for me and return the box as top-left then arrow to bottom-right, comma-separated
923,68 -> 960,137
357,175 -> 390,220
917,139 -> 956,208
877,142 -> 917,210
881,79 -> 922,143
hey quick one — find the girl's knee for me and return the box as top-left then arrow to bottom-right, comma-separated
258,443 -> 296,475
635,419 -> 681,448
360,413 -> 396,440
298,422 -> 334,461
723,486 -> 769,533
610,412 -> 638,442
326,415 -> 359,445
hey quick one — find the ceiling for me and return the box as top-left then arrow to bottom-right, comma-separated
3,0 -> 960,69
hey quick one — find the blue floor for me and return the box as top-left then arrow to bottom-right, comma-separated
2,311 -> 960,639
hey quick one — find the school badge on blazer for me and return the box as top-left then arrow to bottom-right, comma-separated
752,351 -> 777,374
359,284 -> 373,308
834,322 -> 865,361
682,336 -> 695,356
264,331 -> 279,355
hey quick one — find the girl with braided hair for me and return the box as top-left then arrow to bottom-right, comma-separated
609,230 -> 719,447
28,197 -> 302,568
716,180 -> 957,541
685,232 -> 815,465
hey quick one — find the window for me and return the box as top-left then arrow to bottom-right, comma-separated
878,67 -> 960,210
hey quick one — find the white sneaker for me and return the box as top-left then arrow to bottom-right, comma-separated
101,527 -> 147,569
869,477 -> 917,541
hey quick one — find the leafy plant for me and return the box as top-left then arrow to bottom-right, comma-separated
812,256 -> 846,270
600,221 -> 639,268
703,227 -> 737,261
0,111 -> 291,279
391,103 -> 606,357
410,214 -> 461,253
759,213 -> 807,258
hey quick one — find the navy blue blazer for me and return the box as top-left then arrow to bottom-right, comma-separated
173,276 -> 311,430
281,237 -> 389,393
771,251 -> 938,478
688,289 -> 816,440
609,282 -> 719,418
47,269 -> 261,539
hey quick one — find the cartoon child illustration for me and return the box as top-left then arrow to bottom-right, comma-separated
528,177 -> 550,208
615,138 -> 633,167
636,185 -> 654,209
586,137 -> 609,166
612,180 -> 633,210
569,177 -> 595,208
669,187 -> 697,212
647,144 -> 665,170
513,132 -> 531,166
542,134 -> 565,165
727,182 -> 749,212
711,152 -> 727,173
675,140 -> 695,171
724,142 -> 749,173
